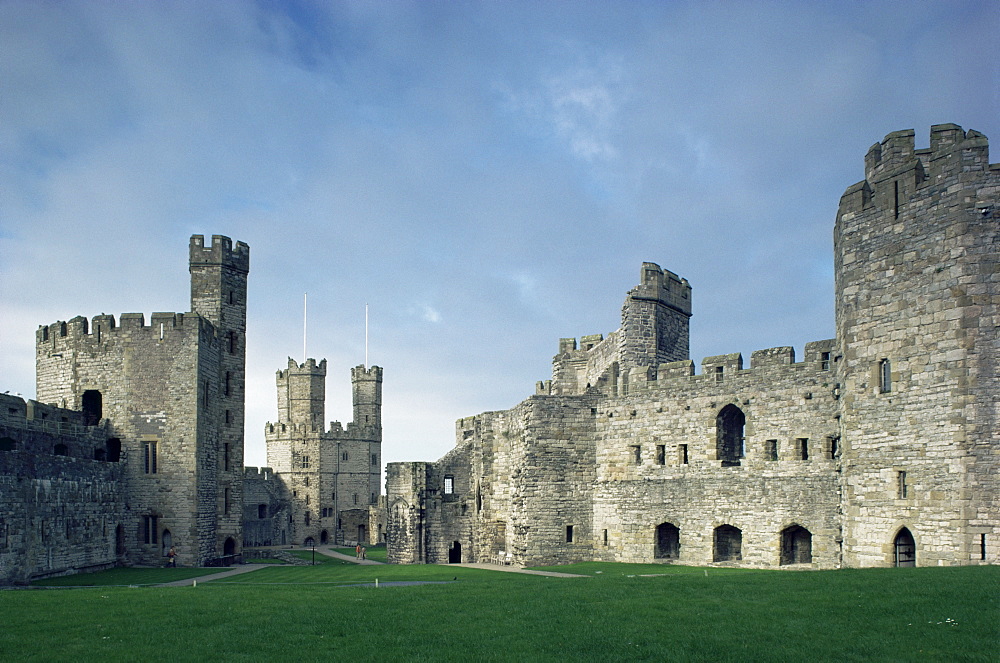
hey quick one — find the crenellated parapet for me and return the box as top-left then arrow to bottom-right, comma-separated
189,234 -> 250,274
37,312 -> 200,348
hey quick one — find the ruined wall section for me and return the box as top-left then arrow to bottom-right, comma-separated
593,342 -> 841,568
836,125 -> 999,567
0,394 -> 124,584
242,467 -> 291,547
386,462 -> 430,564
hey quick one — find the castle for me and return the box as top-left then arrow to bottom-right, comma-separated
0,235 -> 383,584
385,124 -> 999,569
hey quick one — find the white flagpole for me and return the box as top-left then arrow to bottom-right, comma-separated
365,303 -> 369,368
303,292 -> 307,362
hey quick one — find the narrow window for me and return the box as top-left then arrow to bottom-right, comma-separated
893,180 -> 900,219
60,322 -> 67,337
204,379 -> 210,407
304,512 -> 311,526
655,444 -> 666,465
300,455 -> 310,469
630,445 -> 641,465
224,487 -> 231,514
566,525 -> 574,543
224,371 -> 231,397
342,451 -> 348,461
332,492 -> 336,502
897,470 -> 908,499
981,534 -> 987,561
821,351 -> 831,371
765,439 -> 778,461
304,477 -> 309,487
444,476 -> 454,494
143,516 -> 158,544
42,327 -> 49,341
159,322 -> 164,340
679,444 -> 689,465
371,492 -> 376,504
797,438 -> 809,461
371,454 -> 377,466
305,494 -> 310,505
879,359 -> 892,393
603,529 -> 608,545
827,436 -> 839,459
144,441 -> 157,474
228,331 -> 236,354
715,366 -> 724,382
258,504 -> 267,519
225,409 -> 232,426
353,494 -> 358,505
223,442 -> 230,472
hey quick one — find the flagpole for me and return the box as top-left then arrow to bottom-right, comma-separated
365,303 -> 369,368
303,292 -> 307,362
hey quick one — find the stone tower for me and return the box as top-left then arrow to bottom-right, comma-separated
835,124 -> 999,566
35,234 -> 249,566
620,262 -> 692,370
265,360 -> 384,546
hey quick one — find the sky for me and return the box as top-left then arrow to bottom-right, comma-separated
2,0 -> 997,472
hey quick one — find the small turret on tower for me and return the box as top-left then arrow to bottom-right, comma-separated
275,358 -> 327,427
351,365 -> 383,431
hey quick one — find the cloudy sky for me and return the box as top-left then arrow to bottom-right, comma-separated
2,0 -> 997,471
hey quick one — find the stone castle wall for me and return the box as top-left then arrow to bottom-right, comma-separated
387,124 -> 999,570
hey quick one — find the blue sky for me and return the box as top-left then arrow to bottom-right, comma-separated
1,0 -> 997,469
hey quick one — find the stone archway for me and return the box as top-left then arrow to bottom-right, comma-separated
894,528 -> 915,567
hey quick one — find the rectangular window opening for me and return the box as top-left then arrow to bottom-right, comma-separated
679,444 -> 688,465
897,470 -> 907,499
797,438 -> 809,461
982,534 -> 987,561
765,439 -> 778,461
223,442 -> 231,472
655,444 -> 665,465
879,359 -> 892,393
566,525 -> 574,543
630,445 -> 641,465
715,366 -> 724,382
821,351 -> 831,371
603,529 -> 608,545
444,476 -> 454,494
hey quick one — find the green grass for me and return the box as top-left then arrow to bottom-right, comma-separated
29,566 -> 225,587
4,564 -> 997,661
332,543 -> 387,562
243,558 -> 285,565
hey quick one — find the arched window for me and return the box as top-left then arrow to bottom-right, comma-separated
780,525 -> 812,565
716,404 -> 745,467
894,528 -> 915,567
713,525 -> 742,562
654,523 -> 680,560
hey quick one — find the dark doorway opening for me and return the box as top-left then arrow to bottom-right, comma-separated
713,525 -> 742,562
780,525 -> 812,565
894,528 -> 916,567
654,523 -> 680,560
82,390 -> 102,426
448,541 -> 462,563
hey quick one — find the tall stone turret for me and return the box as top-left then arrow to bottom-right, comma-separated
352,365 -> 383,432
835,124 -> 999,567
275,358 -> 327,426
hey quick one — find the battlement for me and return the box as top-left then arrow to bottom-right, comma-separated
276,357 -> 328,380
189,234 -> 250,274
351,365 -> 383,381
627,262 -> 692,316
0,392 -> 116,460
244,466 -> 277,480
37,312 -> 199,345
863,124 -> 991,184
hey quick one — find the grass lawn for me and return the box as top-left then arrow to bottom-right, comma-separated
29,566 -> 227,587
3,563 -> 996,661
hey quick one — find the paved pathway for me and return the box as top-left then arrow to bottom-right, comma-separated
450,562 -> 589,578
158,564 -> 270,587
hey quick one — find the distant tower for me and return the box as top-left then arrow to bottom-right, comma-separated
352,365 -> 383,432
835,125 -> 998,567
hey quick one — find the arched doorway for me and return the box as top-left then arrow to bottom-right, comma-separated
224,537 -> 236,556
304,537 -> 315,547
448,541 -> 462,563
716,405 -> 745,467
894,528 -> 915,567
161,529 -> 173,557
654,523 -> 680,560
713,525 -> 742,562
358,524 -> 366,545
780,525 -> 812,565
320,530 -> 329,544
